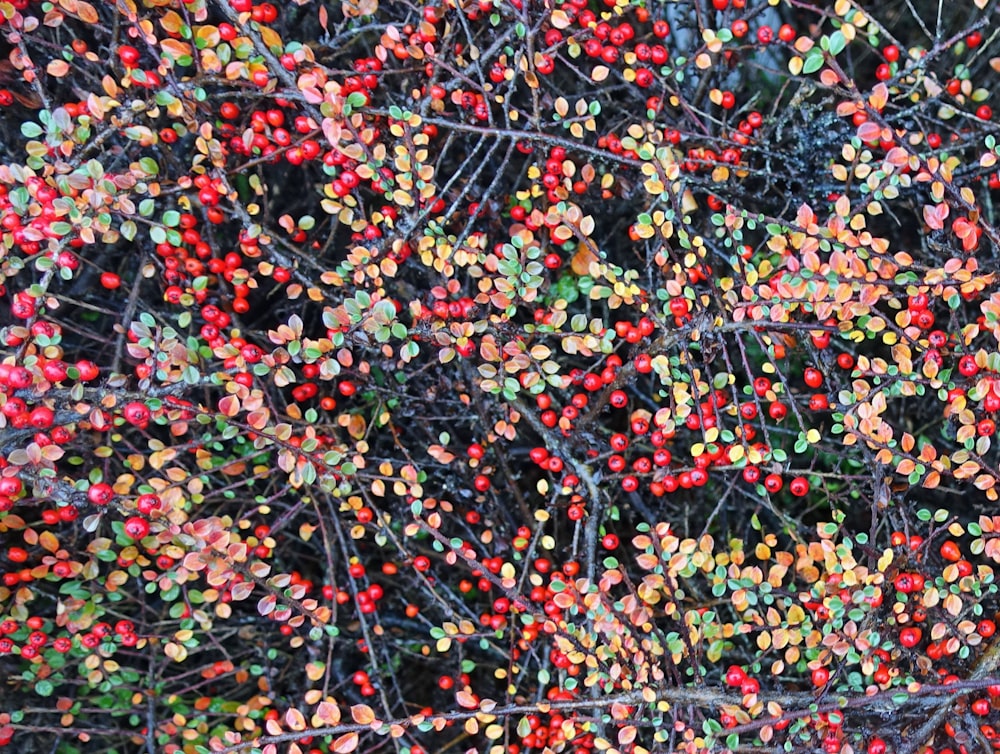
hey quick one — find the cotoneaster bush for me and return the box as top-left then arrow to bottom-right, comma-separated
2,0 -> 1000,752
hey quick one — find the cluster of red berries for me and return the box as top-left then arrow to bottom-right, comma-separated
534,353 -> 623,435
0,617 -> 138,662
223,104 -> 322,168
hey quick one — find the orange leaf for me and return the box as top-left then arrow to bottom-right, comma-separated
571,240 -> 600,276
196,25 -> 220,47
351,704 -> 375,725
857,121 -> 881,143
160,10 -> 184,34
39,531 -> 59,553
46,60 -> 70,77
75,0 -> 98,23
332,732 -> 358,753
161,39 -> 192,60
869,83 -> 889,111
285,708 -> 306,731
219,395 -> 240,417
316,701 -> 341,725
619,726 -> 637,745
922,203 -> 948,230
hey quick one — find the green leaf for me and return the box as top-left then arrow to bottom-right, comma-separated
802,48 -> 825,75
21,122 -> 42,138
827,31 -> 846,56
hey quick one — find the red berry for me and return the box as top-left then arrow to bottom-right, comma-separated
123,401 -> 150,427
87,483 -> 114,506
122,516 -> 150,540
868,738 -> 887,754
763,473 -> 783,493
29,406 -> 54,429
803,367 -> 823,389
725,665 -> 745,687
811,667 -> 830,687
939,540 -> 961,562
972,697 -> 992,716
789,477 -> 810,497
899,627 -> 923,648
118,45 -> 141,67
100,272 -> 121,290
959,355 -> 980,377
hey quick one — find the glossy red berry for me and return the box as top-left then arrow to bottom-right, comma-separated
803,367 -> 823,389
123,401 -> 151,427
122,516 -> 150,540
725,665 -> 745,687
899,626 -> 921,647
763,473 -> 783,493
118,45 -> 141,67
87,483 -> 114,506
959,355 -> 980,377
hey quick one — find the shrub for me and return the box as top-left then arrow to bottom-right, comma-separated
2,0 -> 1000,753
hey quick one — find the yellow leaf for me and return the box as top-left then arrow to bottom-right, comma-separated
196,25 -> 220,47
305,663 -> 325,681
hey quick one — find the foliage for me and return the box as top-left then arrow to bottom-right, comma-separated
2,0 -> 1000,753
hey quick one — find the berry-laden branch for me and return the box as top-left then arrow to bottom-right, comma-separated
898,636 -> 1000,754
6,0 -> 1000,753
